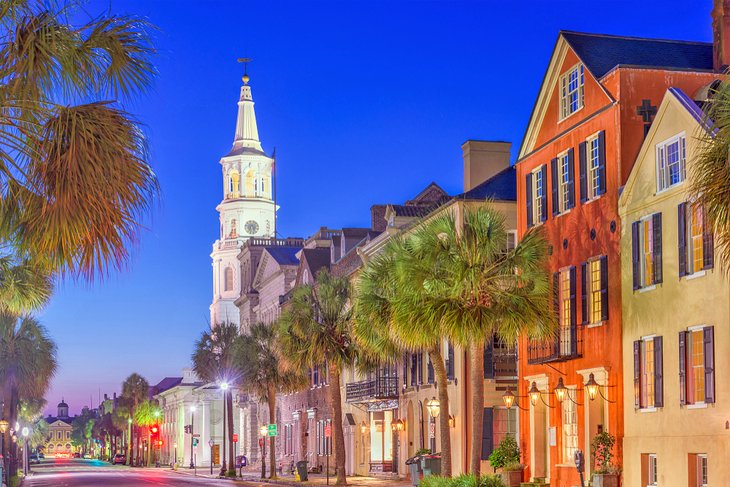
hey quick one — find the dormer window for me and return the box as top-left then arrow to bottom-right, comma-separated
560,63 -> 584,120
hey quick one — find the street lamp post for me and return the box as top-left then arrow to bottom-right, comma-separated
189,405 -> 196,469
259,425 -> 267,479
208,440 -> 214,475
220,382 -> 229,476
21,427 -> 29,477
425,397 -> 440,453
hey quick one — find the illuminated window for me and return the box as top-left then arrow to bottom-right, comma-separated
656,133 -> 686,192
633,214 -> 662,289
559,268 -> 572,356
690,329 -> 705,404
560,63 -> 584,120
690,204 -> 704,273
561,389 -> 578,463
589,259 -> 601,324
557,151 -> 571,214
641,338 -> 655,408
681,326 -> 715,406
492,408 -> 517,450
642,219 -> 654,286
533,167 -> 544,224
587,135 -> 601,199
680,202 -> 713,276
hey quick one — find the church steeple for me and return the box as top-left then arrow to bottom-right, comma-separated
230,59 -> 262,154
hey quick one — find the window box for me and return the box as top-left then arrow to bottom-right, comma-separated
592,473 -> 619,487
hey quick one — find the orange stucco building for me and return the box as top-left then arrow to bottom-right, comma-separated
514,30 -> 719,486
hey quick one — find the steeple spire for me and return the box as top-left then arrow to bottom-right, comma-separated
230,58 -> 262,154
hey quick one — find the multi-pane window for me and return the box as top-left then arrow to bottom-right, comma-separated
632,214 -> 662,290
589,259 -> 601,324
533,168 -> 544,224
680,326 -> 715,406
560,269 -> 571,356
691,454 -> 708,487
559,152 -> 571,213
656,133 -> 686,192
587,136 -> 601,199
562,389 -> 578,463
648,454 -> 658,486
224,267 -> 234,292
492,408 -> 517,450
560,63 -> 585,119
634,336 -> 663,409
679,202 -> 714,276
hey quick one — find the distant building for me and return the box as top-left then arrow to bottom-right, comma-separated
43,400 -> 76,456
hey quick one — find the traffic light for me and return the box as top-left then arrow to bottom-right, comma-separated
157,440 -> 163,447
150,424 -> 159,439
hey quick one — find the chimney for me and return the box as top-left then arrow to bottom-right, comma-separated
712,0 -> 730,71
462,140 -> 511,192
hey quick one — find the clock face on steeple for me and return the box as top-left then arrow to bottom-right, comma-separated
244,220 -> 259,235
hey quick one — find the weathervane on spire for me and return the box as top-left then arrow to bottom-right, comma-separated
237,57 -> 252,85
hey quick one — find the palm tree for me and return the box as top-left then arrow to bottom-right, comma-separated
0,255 -> 52,313
235,322 -> 308,479
691,80 -> 730,268
192,322 -> 239,477
0,0 -> 159,279
0,313 -> 57,476
278,269 -> 356,486
121,373 -> 149,466
354,237 -> 454,477
134,400 -> 160,466
399,206 -> 555,475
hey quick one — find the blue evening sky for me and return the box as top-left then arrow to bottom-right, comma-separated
41,0 -> 714,415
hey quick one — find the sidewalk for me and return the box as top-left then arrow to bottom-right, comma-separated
170,466 -> 411,486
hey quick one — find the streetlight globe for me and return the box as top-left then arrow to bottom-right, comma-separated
528,382 -> 541,407
0,419 -> 9,433
220,382 -> 229,391
585,373 -> 600,401
502,388 -> 516,409
425,397 -> 440,418
21,427 -> 29,438
128,418 -> 132,424
360,421 -> 368,435
191,405 -> 197,412
259,425 -> 267,437
154,410 -> 160,418
554,377 -> 567,403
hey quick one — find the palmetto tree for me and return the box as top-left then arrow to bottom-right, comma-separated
0,313 -> 57,474
134,400 -> 160,466
0,0 -> 158,279
121,373 -> 149,466
692,80 -> 730,268
0,255 -> 52,313
399,206 -> 555,475
354,237 -> 455,477
278,269 -> 356,486
192,322 -> 239,477
235,322 -> 308,479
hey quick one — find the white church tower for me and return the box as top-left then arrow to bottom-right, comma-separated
210,68 -> 276,326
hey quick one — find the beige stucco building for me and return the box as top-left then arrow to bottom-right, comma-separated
43,401 -> 75,457
619,85 -> 730,487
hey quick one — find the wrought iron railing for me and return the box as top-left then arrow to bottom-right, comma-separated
493,347 -> 518,378
345,377 -> 399,403
527,324 -> 583,364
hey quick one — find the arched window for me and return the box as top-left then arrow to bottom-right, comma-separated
228,219 -> 238,238
224,267 -> 234,292
244,170 -> 255,197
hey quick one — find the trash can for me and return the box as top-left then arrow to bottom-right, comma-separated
296,460 -> 309,481
421,454 -> 441,476
405,454 -> 423,486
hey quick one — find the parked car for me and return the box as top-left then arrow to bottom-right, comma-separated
29,453 -> 41,464
73,452 -> 81,458
112,454 -> 126,465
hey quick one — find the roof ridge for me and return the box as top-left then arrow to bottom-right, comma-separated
560,30 -> 710,47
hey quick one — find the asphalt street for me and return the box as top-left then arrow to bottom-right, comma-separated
24,458 -> 267,487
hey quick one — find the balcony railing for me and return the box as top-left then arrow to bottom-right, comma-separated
527,324 -> 583,364
493,347 -> 518,378
346,377 -> 399,403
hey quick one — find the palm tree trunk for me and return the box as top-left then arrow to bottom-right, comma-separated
267,385 -> 277,479
227,390 -> 235,476
328,366 -> 347,486
430,345 -> 452,478
470,340 -> 485,476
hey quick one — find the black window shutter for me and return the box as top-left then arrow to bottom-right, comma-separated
551,157 -> 559,216
654,336 -> 663,408
678,203 -> 687,277
427,356 -> 434,384
447,342 -> 455,381
702,205 -> 714,270
483,341 -> 494,379
525,173 -> 533,228
599,255 -> 609,321
410,354 -> 417,386
633,340 -> 641,409
417,352 -> 423,384
480,407 -> 494,460
403,353 -> 408,387
632,221 -> 640,290
597,131 -> 606,195
540,165 -> 548,222
567,148 -> 575,209
679,331 -> 687,405
581,262 -> 588,325
652,213 -> 663,284
579,141 -> 588,203
569,266 -> 577,355
704,326 -> 715,404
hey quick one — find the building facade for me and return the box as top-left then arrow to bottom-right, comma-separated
515,31 -> 717,486
210,75 -> 277,326
619,86 -> 729,487
43,400 -> 75,457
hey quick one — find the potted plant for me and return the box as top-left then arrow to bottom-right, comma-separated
488,435 -> 523,487
591,431 -> 620,487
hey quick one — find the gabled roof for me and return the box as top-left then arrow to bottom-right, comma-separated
152,377 -> 183,395
562,31 -> 713,79
266,246 -> 301,266
455,166 -> 516,201
301,248 -> 331,276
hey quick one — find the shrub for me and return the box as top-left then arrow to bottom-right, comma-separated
591,431 -> 616,474
488,435 -> 521,470
420,475 -> 456,487
420,474 -> 506,487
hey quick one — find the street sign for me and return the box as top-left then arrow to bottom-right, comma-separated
192,438 -> 199,447
267,423 -> 277,437
324,425 -> 332,438
233,433 -> 238,443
